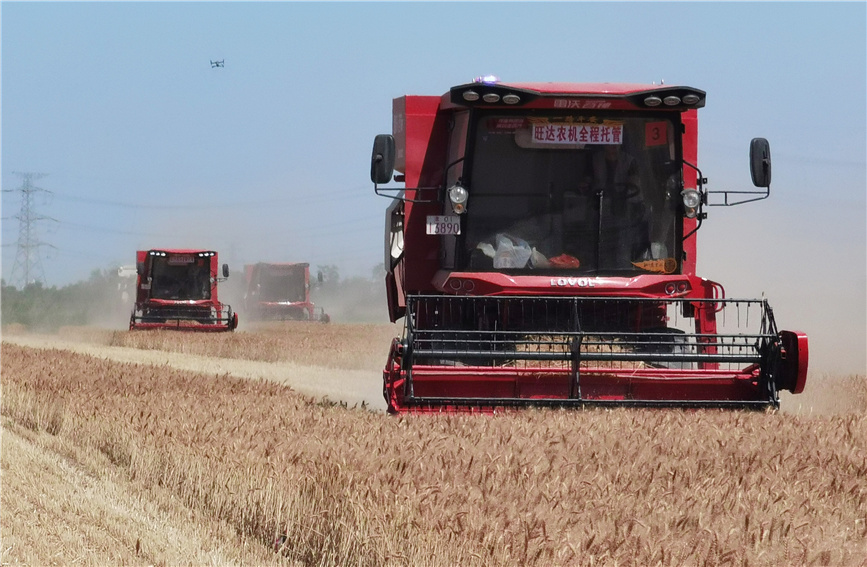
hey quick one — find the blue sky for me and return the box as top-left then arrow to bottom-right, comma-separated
2,2 -> 865,374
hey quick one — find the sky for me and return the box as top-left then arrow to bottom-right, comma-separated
1,1 -> 865,375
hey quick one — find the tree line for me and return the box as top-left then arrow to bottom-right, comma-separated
1,269 -> 128,331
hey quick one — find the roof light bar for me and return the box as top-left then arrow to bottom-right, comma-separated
635,88 -> 706,109
450,83 -> 539,107
452,83 -> 704,109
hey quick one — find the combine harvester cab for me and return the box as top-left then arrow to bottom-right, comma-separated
370,77 -> 808,414
130,249 -> 238,331
243,262 -> 329,322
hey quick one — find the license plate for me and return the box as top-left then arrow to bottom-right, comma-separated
426,215 -> 461,235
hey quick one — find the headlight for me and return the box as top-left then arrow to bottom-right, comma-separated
682,189 -> 701,218
448,184 -> 469,214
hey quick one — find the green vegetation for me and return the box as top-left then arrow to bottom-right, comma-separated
1,270 -> 131,331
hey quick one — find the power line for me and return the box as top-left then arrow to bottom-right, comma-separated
2,172 -> 57,287
53,220 -> 167,238
50,186 -> 366,210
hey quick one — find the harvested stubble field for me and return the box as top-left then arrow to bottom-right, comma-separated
1,324 -> 866,567
52,321 -> 402,371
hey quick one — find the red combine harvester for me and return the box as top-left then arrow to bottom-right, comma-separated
129,249 -> 238,331
370,77 -> 808,414
243,262 -> 330,322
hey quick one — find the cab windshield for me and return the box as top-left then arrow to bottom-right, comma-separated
461,112 -> 682,275
150,255 -> 211,300
258,265 -> 307,303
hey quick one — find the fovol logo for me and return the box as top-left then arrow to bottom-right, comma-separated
550,277 -> 597,287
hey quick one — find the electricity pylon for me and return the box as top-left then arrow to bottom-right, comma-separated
2,172 -> 55,287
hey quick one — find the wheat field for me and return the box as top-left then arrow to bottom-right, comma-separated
1,325 -> 865,566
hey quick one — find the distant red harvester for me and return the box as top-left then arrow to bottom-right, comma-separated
243,262 -> 329,323
370,77 -> 808,414
129,249 -> 238,332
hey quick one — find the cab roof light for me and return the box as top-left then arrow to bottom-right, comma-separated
663,95 -> 681,106
502,93 -> 521,104
644,96 -> 663,107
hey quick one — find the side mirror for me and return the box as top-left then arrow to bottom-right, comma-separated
136,261 -> 144,275
749,138 -> 772,188
222,264 -> 230,278
371,134 -> 396,184
317,271 -> 324,284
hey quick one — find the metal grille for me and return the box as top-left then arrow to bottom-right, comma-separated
404,295 -> 777,372
133,303 -> 235,327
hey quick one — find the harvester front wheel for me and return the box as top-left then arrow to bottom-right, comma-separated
636,327 -> 694,370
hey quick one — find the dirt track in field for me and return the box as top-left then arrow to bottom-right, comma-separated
2,333 -> 388,412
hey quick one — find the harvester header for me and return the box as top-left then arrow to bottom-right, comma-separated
370,76 -> 807,414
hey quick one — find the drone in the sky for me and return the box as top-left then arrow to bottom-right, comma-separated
210,60 -> 225,68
